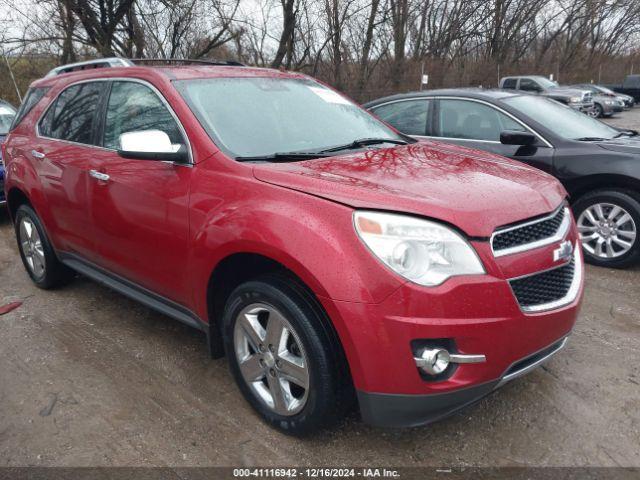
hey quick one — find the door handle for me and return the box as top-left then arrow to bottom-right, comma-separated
31,150 -> 46,159
89,170 -> 110,182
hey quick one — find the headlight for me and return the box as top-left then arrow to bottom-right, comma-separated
570,97 -> 581,103
353,211 -> 485,286
605,100 -> 613,105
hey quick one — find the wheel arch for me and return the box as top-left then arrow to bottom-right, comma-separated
567,174 -> 640,204
204,251 -> 343,361
7,187 -> 33,222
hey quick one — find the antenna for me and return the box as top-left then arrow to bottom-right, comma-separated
3,53 -> 22,103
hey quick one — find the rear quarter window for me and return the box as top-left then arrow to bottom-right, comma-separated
9,87 -> 48,131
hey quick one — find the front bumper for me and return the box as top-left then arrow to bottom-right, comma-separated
568,101 -> 593,112
358,337 -> 568,427
321,226 -> 583,428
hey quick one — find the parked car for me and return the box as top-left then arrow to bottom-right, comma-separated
365,89 -> 640,268
574,83 -> 635,109
567,85 -> 624,118
0,100 -> 17,206
3,58 -> 583,433
605,75 -> 640,103
499,75 -> 593,113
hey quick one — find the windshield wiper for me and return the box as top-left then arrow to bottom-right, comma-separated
235,137 -> 409,162
318,137 -> 408,153
235,151 -> 330,162
613,129 -> 638,138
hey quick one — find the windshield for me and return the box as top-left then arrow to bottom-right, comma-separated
504,95 -> 619,140
0,104 -> 16,135
594,85 -> 615,95
175,77 -> 401,158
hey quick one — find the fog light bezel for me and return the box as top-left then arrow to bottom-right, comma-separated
411,339 -> 458,381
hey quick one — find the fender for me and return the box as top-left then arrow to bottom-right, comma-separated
187,171 -> 406,322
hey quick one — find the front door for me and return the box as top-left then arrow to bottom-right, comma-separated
88,80 -> 192,305
433,98 -> 555,174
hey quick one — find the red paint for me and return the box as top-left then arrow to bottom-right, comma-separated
0,301 -> 22,315
3,65 -> 582,398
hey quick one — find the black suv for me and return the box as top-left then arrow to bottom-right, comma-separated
365,89 -> 640,268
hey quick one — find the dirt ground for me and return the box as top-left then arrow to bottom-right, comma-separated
1,110 -> 639,468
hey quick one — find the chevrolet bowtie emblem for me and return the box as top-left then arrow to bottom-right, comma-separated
553,240 -> 573,262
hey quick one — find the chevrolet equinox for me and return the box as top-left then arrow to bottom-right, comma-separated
2,58 -> 584,434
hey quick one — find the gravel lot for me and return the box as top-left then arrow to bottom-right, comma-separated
1,109 -> 639,468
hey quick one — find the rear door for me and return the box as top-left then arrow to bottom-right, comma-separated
33,81 -> 107,258
432,98 -> 555,173
87,79 -> 192,304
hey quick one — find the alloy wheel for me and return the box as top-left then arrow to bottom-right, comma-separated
233,303 -> 310,416
577,202 -> 637,259
19,217 -> 46,278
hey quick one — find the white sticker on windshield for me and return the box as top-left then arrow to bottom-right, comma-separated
309,87 -> 351,105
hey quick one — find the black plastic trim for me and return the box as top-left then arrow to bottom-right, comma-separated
358,380 -> 499,428
58,252 -> 208,333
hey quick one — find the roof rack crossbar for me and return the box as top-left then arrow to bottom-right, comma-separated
129,58 -> 245,67
45,57 -> 134,77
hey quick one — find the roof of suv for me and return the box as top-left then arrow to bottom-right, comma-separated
32,63 -> 304,89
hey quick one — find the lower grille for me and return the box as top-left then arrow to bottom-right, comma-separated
510,258 -> 575,310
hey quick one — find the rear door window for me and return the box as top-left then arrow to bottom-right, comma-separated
502,78 -> 517,89
39,82 -> 104,145
370,99 -> 430,136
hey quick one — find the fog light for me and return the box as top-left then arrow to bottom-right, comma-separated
416,348 -> 450,375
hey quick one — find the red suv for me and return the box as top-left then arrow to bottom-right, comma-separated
3,58 -> 583,433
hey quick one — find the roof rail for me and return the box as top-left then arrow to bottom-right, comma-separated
129,58 -> 245,67
45,57 -> 134,77
44,57 -> 246,78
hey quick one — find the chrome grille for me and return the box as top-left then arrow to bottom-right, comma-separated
492,205 -> 567,256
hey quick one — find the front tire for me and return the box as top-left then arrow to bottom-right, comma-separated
222,273 -> 351,434
15,205 -> 74,288
590,104 -> 604,118
573,189 -> 640,268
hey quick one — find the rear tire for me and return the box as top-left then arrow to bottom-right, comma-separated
222,272 -> 352,434
572,189 -> 640,268
15,205 -> 74,288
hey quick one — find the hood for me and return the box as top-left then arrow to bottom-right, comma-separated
546,87 -> 589,98
252,141 -> 566,237
597,135 -> 640,154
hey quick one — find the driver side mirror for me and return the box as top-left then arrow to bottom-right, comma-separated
117,130 -> 189,163
500,130 -> 537,146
